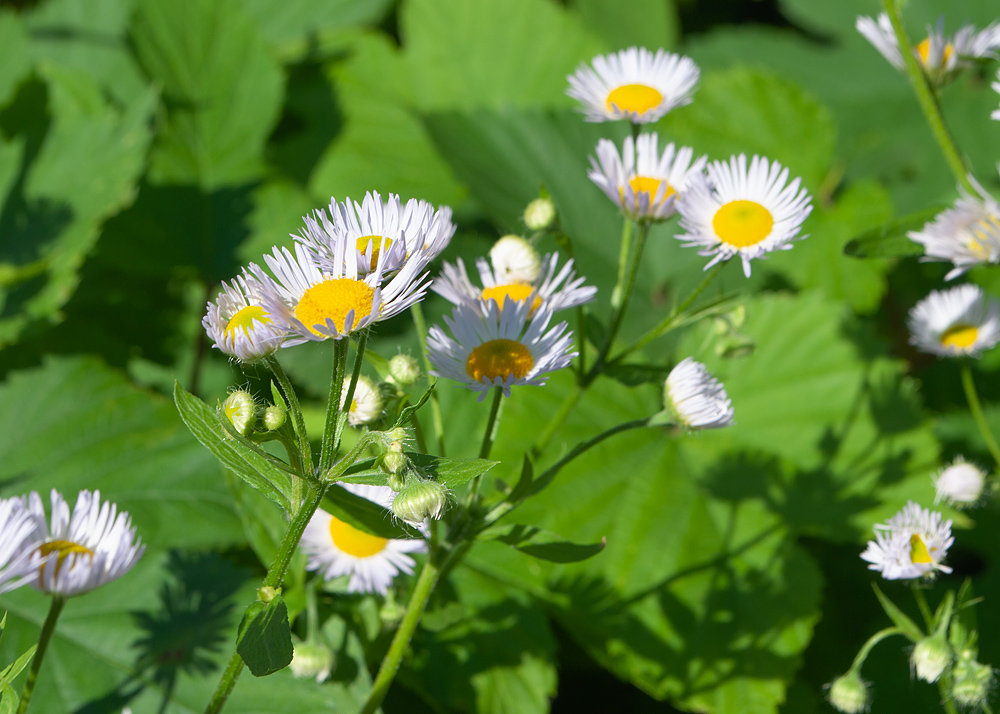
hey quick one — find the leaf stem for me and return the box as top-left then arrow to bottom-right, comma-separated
16,596 -> 66,714
849,626 -> 905,672
960,359 -> 1000,468
594,221 -> 649,378
912,585 -> 934,631
265,355 -> 312,475
411,303 -> 446,455
319,339 -> 350,473
530,383 -> 583,459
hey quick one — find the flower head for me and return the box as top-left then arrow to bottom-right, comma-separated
912,633 -> 952,683
489,235 -> 542,285
566,47 -> 699,124
860,501 -> 953,580
907,284 -> 1000,358
342,375 -> 383,427
589,133 -> 706,222
203,274 -> 286,363
0,496 -> 40,593
26,489 -> 144,596
675,154 -> 812,277
427,298 -> 575,400
664,358 -> 735,430
299,484 -> 425,595
933,457 -> 986,506
827,671 -> 870,714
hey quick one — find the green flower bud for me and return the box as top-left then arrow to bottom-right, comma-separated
952,656 -> 993,708
263,405 -> 286,431
912,633 -> 951,683
383,442 -> 408,476
490,234 -> 541,284
290,641 -> 335,683
392,480 -> 449,524
827,671 -> 869,714
223,390 -> 257,436
388,354 -> 420,386
523,196 -> 556,231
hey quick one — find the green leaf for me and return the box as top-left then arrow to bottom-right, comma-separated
394,386 -> 434,429
569,0 -> 679,52
872,584 -> 924,642
0,13 -> 30,107
340,452 -> 498,490
130,0 -> 285,187
0,643 -> 35,686
236,596 -> 294,677
174,381 -> 295,511
322,484 -> 421,540
844,205 -> 943,259
483,524 -> 606,563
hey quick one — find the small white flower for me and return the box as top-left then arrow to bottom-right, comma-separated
434,253 -> 596,318
427,298 -> 575,401
299,484 -> 425,595
342,375 -> 383,426
26,489 -> 144,596
907,284 -> 1000,358
490,235 -> 542,285
0,496 -> 40,593
664,358 -> 735,430
202,274 -> 286,363
675,154 -> 812,277
861,501 -> 953,580
908,178 -> 1000,280
933,457 -> 987,506
912,633 -> 951,683
589,133 -> 706,221
566,47 -> 699,124
252,242 -> 429,346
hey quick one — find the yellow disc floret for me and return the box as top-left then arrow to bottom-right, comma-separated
713,200 -> 774,248
940,324 -> 979,350
225,305 -> 271,340
916,38 -> 954,67
481,284 -> 542,312
606,84 -> 663,115
466,339 -> 534,383
910,533 -> 934,564
295,278 -> 375,336
38,539 -> 94,580
329,516 -> 387,558
356,235 -> 392,270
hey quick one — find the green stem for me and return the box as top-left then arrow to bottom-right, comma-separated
882,0 -> 975,193
319,339 -> 350,473
468,387 -> 505,504
359,554 -> 441,714
912,586 -> 934,631
610,218 -> 635,311
960,360 -> 1000,468
530,383 -> 584,459
849,627 -> 905,673
411,303 -> 446,456
204,482 -> 328,714
266,356 -> 312,476
16,596 -> 66,714
332,329 -> 370,454
592,222 -> 650,379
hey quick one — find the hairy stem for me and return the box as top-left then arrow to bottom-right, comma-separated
319,339 -> 350,473
468,387 -> 505,504
16,596 -> 66,714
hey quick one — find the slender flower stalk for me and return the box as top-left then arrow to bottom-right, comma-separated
960,360 -> 1000,468
467,387 -> 505,505
411,303 -> 446,456
319,339 -> 351,473
16,596 -> 66,714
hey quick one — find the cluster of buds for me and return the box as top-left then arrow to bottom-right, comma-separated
222,390 -> 288,438
374,428 -> 449,524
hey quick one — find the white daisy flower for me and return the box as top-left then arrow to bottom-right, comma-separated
202,274 -> 286,363
342,375 -> 383,426
933,457 -> 987,506
0,496 -> 41,593
589,133 -> 706,221
566,47 -> 699,124
907,284 -> 1000,358
861,501 -> 953,580
856,13 -> 1000,84
299,484 -> 425,595
490,235 -> 542,285
298,192 -> 455,276
434,253 -> 595,318
908,178 -> 1000,280
252,242 -> 429,346
427,297 -> 575,401
676,154 -> 812,277
26,489 -> 144,597
664,358 -> 735,430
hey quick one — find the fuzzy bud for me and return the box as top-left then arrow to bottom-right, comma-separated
383,441 -> 408,476
490,235 -> 542,284
933,458 -> 986,506
263,405 -> 286,431
952,656 -> 994,708
388,354 -> 421,386
290,641 -> 335,683
912,633 -> 951,683
392,480 -> 449,524
342,375 -> 383,426
223,391 -> 257,436
827,671 -> 870,714
523,196 -> 556,231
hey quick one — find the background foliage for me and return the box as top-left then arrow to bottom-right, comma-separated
1,0 -> 998,712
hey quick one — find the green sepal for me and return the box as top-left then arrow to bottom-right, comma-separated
872,583 -> 924,642
322,484 -> 422,540
843,206 -> 943,259
236,595 -> 294,677
483,523 -> 606,563
393,385 -> 434,429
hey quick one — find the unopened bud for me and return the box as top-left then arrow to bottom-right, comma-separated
827,671 -> 869,714
388,354 -> 420,386
341,375 -> 383,426
392,480 -> 449,524
523,196 -> 556,231
934,457 -> 986,507
490,235 -> 541,284
290,641 -> 334,683
263,405 -> 286,431
257,585 -> 278,603
952,656 -> 993,708
223,391 -> 256,436
383,442 -> 407,476
912,633 -> 951,683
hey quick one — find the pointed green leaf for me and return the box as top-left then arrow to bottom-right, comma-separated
0,644 -> 35,686
844,206 -> 943,259
394,386 -> 434,429
872,584 -> 924,642
483,524 -> 606,563
236,596 -> 294,677
339,452 -> 497,490
322,484 -> 422,540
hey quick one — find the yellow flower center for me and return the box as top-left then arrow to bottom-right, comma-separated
915,38 -> 954,66
910,534 -> 934,564
225,305 -> 271,340
37,539 -> 94,580
480,284 -> 542,312
606,84 -> 663,114
466,339 -> 534,383
356,235 -> 392,270
967,216 -> 1000,260
328,516 -> 387,558
940,324 -> 979,349
712,200 -> 774,248
626,176 -> 675,205
295,278 -> 374,336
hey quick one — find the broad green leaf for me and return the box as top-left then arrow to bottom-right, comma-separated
131,0 -> 285,187
236,596 -> 294,677
0,13 -> 29,107
844,204 -> 943,259
482,523 -> 606,563
340,452 -> 497,490
322,484 -> 422,540
174,382 -> 295,511
242,0 -> 393,61
569,0 -> 679,52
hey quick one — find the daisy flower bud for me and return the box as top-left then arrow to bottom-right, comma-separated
392,480 -> 449,524
933,457 -> 986,506
523,197 -> 556,231
290,641 -> 335,683
907,284 -> 1000,358
382,441 -> 408,476
490,235 -> 542,285
0,496 -> 41,593
341,375 -> 383,426
388,353 -> 420,386
262,405 -> 287,432
952,655 -> 994,708
826,671 -> 870,714
664,358 -> 735,430
912,632 -> 952,683
223,390 -> 257,436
